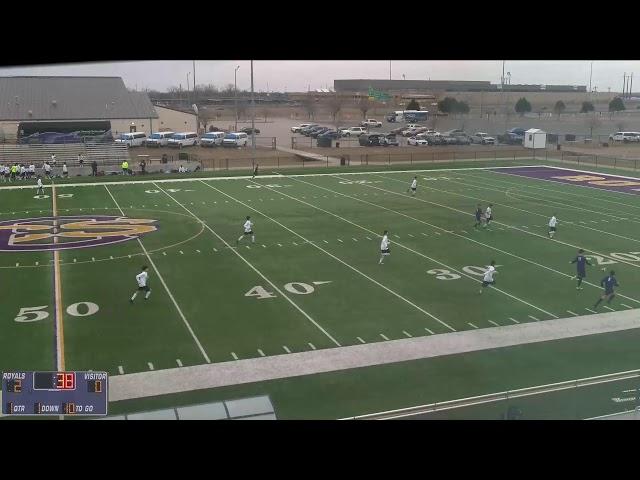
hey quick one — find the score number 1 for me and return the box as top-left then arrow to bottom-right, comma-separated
56,372 -> 75,390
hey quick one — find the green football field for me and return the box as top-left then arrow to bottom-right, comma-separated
2,158 -> 640,419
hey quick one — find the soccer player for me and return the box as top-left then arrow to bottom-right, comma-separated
19,164 -> 26,181
479,260 -> 497,294
130,266 -> 151,303
28,163 -> 35,180
485,204 -> 493,226
379,230 -> 391,264
407,176 -> 418,196
593,270 -> 619,310
62,162 -> 68,178
252,163 -> 259,179
548,214 -> 557,238
570,249 -> 592,290
10,164 -> 17,182
36,176 -> 44,195
237,216 -> 255,244
50,153 -> 56,166
43,161 -> 51,179
474,204 -> 483,228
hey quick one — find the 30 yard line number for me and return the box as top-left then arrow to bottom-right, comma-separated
14,302 -> 100,322
427,265 -> 502,281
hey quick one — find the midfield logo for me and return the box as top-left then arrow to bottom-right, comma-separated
0,216 -> 158,252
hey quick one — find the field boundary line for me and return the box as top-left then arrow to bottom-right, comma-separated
200,180 -> 454,332
109,309 -> 640,402
152,182 -> 342,346
372,173 -> 640,272
282,175 -> 558,318
103,184 -> 211,363
52,183 -> 65,371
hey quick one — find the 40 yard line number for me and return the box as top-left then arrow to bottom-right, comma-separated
245,281 -> 331,300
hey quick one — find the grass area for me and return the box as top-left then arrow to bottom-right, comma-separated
2,158 -> 640,419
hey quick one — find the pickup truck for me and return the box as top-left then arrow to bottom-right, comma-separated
340,126 -> 367,137
360,118 -> 382,128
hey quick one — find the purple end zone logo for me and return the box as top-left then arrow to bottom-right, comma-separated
0,215 -> 158,252
492,166 -> 640,195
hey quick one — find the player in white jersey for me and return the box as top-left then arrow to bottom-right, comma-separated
479,260 -> 497,294
548,214 -> 557,238
28,164 -> 35,179
130,266 -> 151,302
237,216 -> 255,244
62,162 -> 68,178
379,230 -> 391,264
1,165 -> 7,182
36,176 -> 44,195
43,162 -> 51,179
485,204 -> 493,227
407,176 -> 418,196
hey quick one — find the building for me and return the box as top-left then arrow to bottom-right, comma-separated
524,128 -> 546,149
153,105 -> 198,133
0,76 -> 189,141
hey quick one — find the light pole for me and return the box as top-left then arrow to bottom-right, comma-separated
186,72 -> 191,106
234,65 -> 240,131
251,60 -> 256,161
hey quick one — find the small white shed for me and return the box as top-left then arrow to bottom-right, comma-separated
524,128 -> 546,149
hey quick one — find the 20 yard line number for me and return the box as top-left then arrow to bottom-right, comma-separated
14,302 -> 100,322
245,281 -> 331,300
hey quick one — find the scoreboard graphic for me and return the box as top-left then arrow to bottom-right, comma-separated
2,371 -> 108,416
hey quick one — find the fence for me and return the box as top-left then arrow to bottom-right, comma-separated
552,149 -> 640,171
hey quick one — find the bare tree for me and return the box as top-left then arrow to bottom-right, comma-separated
261,107 -> 271,122
237,100 -> 248,120
585,114 -> 602,139
326,94 -> 345,127
302,94 -> 317,120
358,97 -> 373,119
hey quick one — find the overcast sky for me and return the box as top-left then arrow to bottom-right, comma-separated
0,61 -> 637,93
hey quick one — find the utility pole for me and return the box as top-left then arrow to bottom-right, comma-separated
234,65 -> 240,131
192,60 -> 196,93
389,60 -> 391,80
588,61 -> 593,96
251,60 -> 256,160
631,73 -> 634,98
623,73 -> 626,98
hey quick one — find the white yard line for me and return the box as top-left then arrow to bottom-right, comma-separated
379,334 -> 390,341
357,337 -> 366,344
176,359 -> 183,367
567,310 -> 579,316
118,366 -> 124,375
424,328 -> 435,335
154,182 -> 341,347
622,304 -> 634,309
283,346 -> 291,353
103,184 -> 211,364
585,308 -> 597,313
528,315 -> 540,322
468,322 -> 479,329
509,317 -> 520,324
488,320 -> 500,327
603,306 -> 616,312
202,179 -> 455,333
51,184 -> 65,371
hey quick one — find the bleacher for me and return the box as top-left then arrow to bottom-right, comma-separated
0,142 -> 130,167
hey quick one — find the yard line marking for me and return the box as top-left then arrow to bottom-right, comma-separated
261,244 -> 267,248
231,352 -> 238,360
528,315 -> 540,321
73,258 -> 76,263
408,233 -> 415,237
468,322 -> 479,329
603,306 -> 616,312
393,234 -> 401,238
434,231 -> 441,235
176,359 -> 183,367
352,237 -> 358,242
322,240 -> 328,244
51,183 -> 65,371
283,346 -> 291,353
357,337 -> 366,344
509,317 -> 520,324
245,245 -> 251,249
421,232 -> 429,236
91,257 -> 95,262
292,242 -> 298,246
160,182 -> 342,347
277,243 -> 283,247
209,180 -> 456,333
602,220 -> 609,223
118,366 -> 124,375
109,255 -> 114,260
403,330 -> 413,338
488,320 -> 500,327
179,250 -> 184,254
147,362 -> 154,371
196,249 -> 200,253
287,175 -> 563,318
258,349 -> 266,357
461,230 -> 469,234
567,310 -> 579,316
213,247 -> 218,252
15,263 -> 19,267
424,328 -> 435,335
366,237 -> 372,240
622,304 -> 633,309
380,334 -> 390,341
337,238 -> 343,243
585,308 -> 597,313
104,184 -> 211,363
35,261 -> 38,266
308,343 -> 317,350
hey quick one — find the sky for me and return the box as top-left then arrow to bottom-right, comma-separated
0,60 -> 637,93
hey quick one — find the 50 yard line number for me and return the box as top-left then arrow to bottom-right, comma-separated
14,302 -> 99,322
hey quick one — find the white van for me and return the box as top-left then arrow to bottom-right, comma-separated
200,131 -> 226,147
115,132 -> 147,147
167,132 -> 199,148
222,132 -> 248,147
146,131 -> 175,147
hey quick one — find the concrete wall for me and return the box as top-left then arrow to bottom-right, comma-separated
154,106 -> 197,134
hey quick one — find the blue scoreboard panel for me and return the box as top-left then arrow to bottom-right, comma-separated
2,371 -> 108,416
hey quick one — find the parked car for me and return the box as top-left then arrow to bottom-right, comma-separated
470,132 -> 496,145
115,131 -> 147,147
145,131 -> 174,147
318,130 -> 341,140
359,134 -> 381,146
222,132 -> 249,147
505,127 -> 526,144
383,134 -> 400,147
443,129 -> 465,136
360,118 -> 383,128
451,134 -> 472,145
291,123 -> 314,133
424,133 -> 446,145
407,136 -> 429,146
304,125 -> 326,136
167,132 -> 199,148
609,131 -> 640,143
310,127 -> 331,138
401,124 -> 423,136
299,124 -> 320,135
241,127 -> 260,135
200,131 -> 226,147
442,136 -> 460,145
341,126 -> 367,137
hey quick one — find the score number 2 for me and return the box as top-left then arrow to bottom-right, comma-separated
56,372 -> 75,390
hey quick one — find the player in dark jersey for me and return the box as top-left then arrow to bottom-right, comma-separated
252,163 -> 259,179
474,204 -> 483,228
570,249 -> 592,290
593,270 -> 619,309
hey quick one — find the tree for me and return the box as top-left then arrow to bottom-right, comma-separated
515,97 -> 532,116
236,100 -> 248,120
609,97 -> 625,114
261,107 -> 271,122
358,97 -> 373,119
580,101 -> 595,113
437,97 -> 457,114
326,94 -> 344,125
301,93 -> 317,120
553,100 -> 566,117
585,114 -> 601,138
455,101 -> 470,115
406,99 -> 420,111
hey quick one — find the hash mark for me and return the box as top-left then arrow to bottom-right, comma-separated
308,343 -> 316,350
509,317 -> 519,323
603,306 -> 615,312
337,239 -> 343,243
118,366 -> 124,375
468,322 -> 479,329
258,349 -> 266,357
357,337 -> 366,344
147,362 -> 154,371
585,308 -> 597,313
231,352 -> 238,360
621,303 -> 633,309
283,346 -> 291,353
566,310 -> 578,316
379,333 -> 390,341
488,320 -> 500,327
528,315 -> 540,321
176,359 -> 183,367
424,328 -> 434,335
403,330 -> 413,338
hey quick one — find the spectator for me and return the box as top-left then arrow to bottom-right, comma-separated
78,153 -> 85,167
43,161 -> 51,179
62,162 -> 68,178
139,158 -> 146,175
50,153 -> 56,166
121,160 -> 129,175
91,160 -> 98,176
